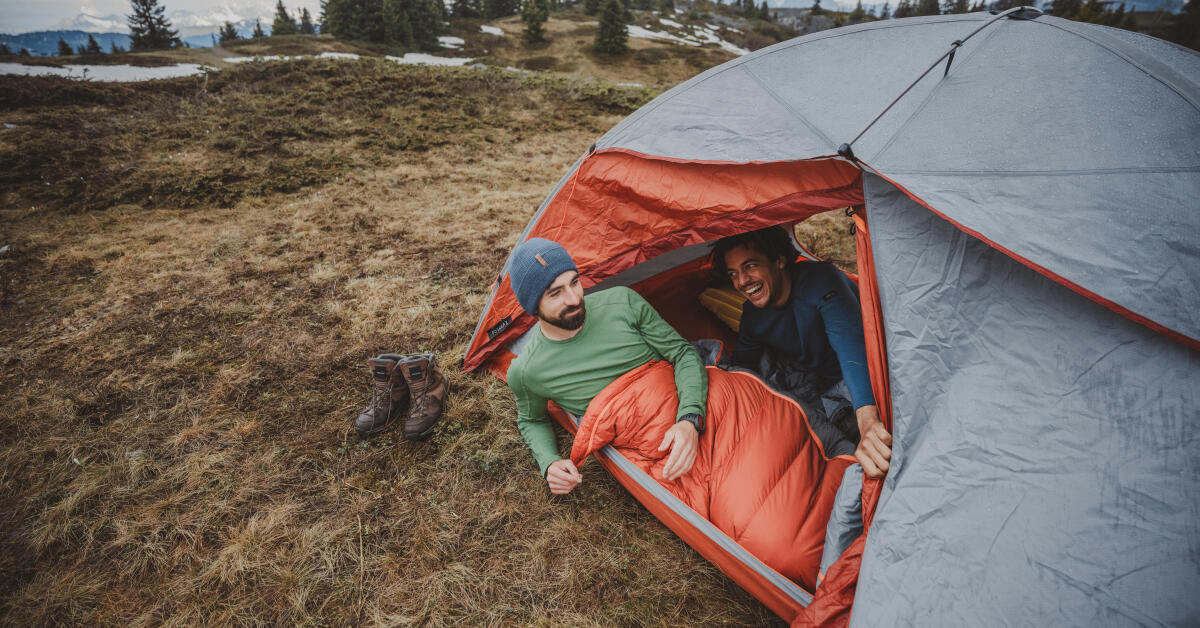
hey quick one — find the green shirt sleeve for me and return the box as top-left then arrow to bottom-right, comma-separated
627,289 -> 708,418
507,361 -> 561,477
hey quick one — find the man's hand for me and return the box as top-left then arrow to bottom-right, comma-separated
658,420 -> 699,481
546,459 -> 583,495
855,404 -> 892,478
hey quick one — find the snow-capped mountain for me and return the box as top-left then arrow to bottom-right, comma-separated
44,2 -> 320,38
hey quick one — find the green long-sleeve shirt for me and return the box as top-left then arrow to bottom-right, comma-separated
507,286 -> 708,476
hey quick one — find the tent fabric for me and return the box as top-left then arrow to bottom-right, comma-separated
589,13 -> 1200,350
465,11 -> 1200,624
852,173 -> 1200,625
569,360 -> 856,591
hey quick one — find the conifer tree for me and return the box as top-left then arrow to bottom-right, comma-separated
110,41 -> 125,53
219,21 -> 241,43
0,43 -> 10,55
452,0 -> 480,17
595,0 -> 628,53
810,0 -> 825,15
383,0 -> 416,47
658,0 -> 675,12
849,0 -> 865,20
85,34 -> 104,54
522,0 -> 549,42
943,0 -> 968,12
1171,0 -> 1198,49
410,0 -> 445,50
892,0 -> 910,17
253,18 -> 266,38
58,37 -> 74,56
585,0 -> 601,15
758,1 -> 771,19
273,1 -> 299,35
1050,0 -> 1080,16
128,0 -> 181,50
743,0 -> 757,17
19,47 -> 32,56
300,8 -> 316,33
879,1 -> 890,17
915,0 -> 939,15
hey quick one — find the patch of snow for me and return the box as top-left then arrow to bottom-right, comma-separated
224,55 -> 295,63
318,52 -> 361,59
628,25 -> 698,47
659,17 -> 684,28
0,62 -> 210,82
694,26 -> 750,55
504,66 -> 531,74
616,82 -> 644,87
480,25 -> 504,36
439,36 -> 466,49
386,54 -> 474,67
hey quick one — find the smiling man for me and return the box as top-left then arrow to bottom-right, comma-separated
505,238 -> 707,495
712,226 -> 892,478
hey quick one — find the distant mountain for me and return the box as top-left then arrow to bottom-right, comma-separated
0,31 -> 133,56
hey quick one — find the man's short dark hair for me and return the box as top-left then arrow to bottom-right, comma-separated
710,225 -> 799,283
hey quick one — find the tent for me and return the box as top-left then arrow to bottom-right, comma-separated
464,8 -> 1200,625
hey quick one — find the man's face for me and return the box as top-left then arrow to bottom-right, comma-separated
536,270 -> 586,330
724,244 -> 789,308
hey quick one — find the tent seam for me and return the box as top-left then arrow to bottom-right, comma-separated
742,65 -> 837,151
880,166 -> 1200,176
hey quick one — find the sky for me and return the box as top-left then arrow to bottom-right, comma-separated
0,1 -> 322,34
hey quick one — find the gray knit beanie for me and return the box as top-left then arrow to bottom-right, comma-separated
509,238 -> 578,315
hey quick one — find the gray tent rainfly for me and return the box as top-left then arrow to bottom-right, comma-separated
464,8 -> 1200,624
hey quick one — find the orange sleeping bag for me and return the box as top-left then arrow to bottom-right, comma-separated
570,360 -> 856,591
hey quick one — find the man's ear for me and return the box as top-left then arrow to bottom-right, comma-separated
774,256 -> 788,271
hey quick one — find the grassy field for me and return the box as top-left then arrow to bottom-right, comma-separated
0,22 -> 854,625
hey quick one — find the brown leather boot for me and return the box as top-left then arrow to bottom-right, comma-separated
354,356 -> 409,437
398,353 -> 447,440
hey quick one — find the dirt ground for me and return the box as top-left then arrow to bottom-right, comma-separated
0,33 -> 853,623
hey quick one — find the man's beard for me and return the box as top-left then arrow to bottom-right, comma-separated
542,303 -> 586,331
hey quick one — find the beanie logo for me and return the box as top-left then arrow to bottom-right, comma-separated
535,253 -> 548,267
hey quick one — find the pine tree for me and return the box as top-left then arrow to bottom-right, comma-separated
893,0 -> 910,17
585,0 -> 601,15
452,0 -> 480,17
19,48 -> 32,56
595,0 -> 627,53
849,0 -> 865,20
383,0 -> 415,47
879,1 -> 890,17
127,0 -> 181,50
58,37 -> 74,56
300,8 -> 316,33
0,43 -> 10,55
658,0 -> 675,12
411,0 -> 445,50
758,1 -> 771,20
1049,0 -> 1080,17
943,0 -> 968,12
219,21 -> 241,43
915,0 -> 939,15
522,0 -> 549,42
85,34 -> 103,54
253,18 -> 266,38
743,0 -> 757,17
110,41 -> 125,53
273,1 -> 299,35
810,0 -> 824,15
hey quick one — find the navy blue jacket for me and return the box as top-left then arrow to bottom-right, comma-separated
731,262 -> 876,409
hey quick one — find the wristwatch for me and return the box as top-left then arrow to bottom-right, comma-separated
676,413 -> 705,434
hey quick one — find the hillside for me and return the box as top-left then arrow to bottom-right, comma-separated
0,41 -> 860,622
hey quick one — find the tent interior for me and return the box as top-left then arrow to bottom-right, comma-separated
468,152 -> 890,618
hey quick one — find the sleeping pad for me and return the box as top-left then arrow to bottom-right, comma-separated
570,360 -> 856,590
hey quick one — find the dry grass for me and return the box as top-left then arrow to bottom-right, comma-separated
0,60 -> 818,624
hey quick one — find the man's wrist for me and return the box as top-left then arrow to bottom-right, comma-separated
676,413 -> 705,434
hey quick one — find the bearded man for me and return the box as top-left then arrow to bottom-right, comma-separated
505,238 -> 707,495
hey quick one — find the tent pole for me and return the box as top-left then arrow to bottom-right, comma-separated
838,6 -> 1043,161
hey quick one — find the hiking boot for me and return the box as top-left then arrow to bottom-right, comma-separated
398,353 -> 447,440
355,356 -> 409,437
